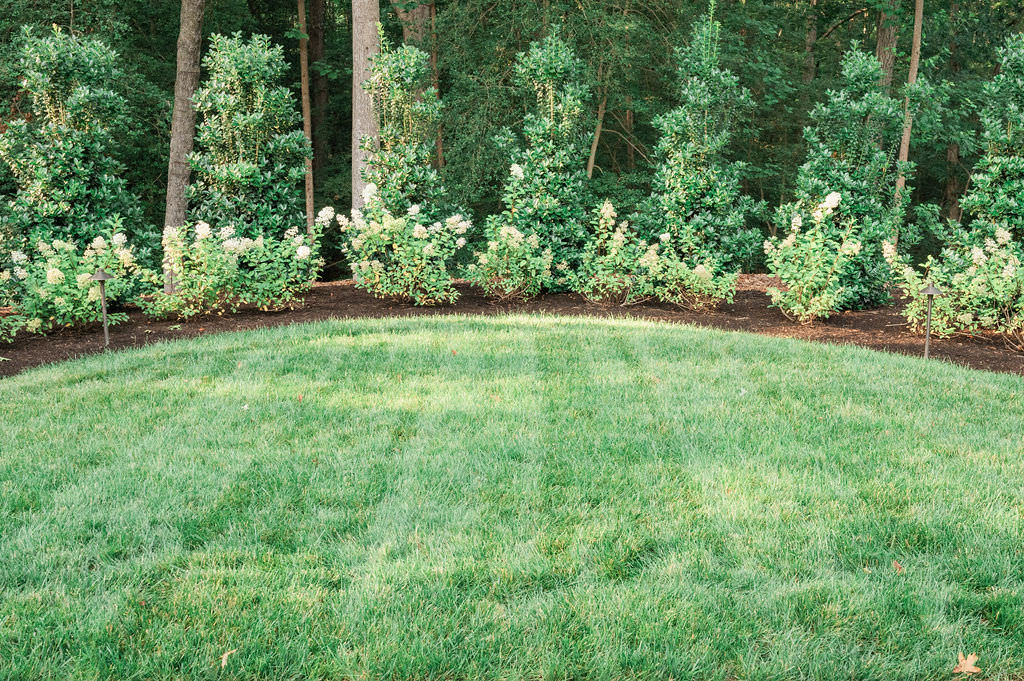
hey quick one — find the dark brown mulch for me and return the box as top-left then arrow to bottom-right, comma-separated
2,277 -> 1022,379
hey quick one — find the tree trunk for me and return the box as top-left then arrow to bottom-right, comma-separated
803,0 -> 817,84
309,0 -> 328,174
163,0 -> 205,294
875,2 -> 898,90
298,0 -> 315,231
895,0 -> 923,200
943,0 -> 963,221
352,0 -> 380,211
587,93 -> 607,179
392,2 -> 431,46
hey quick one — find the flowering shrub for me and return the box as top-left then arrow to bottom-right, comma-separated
329,201 -> 470,306
0,228 -> 143,339
361,31 -> 447,220
143,222 -> 323,319
884,36 -> 1024,350
884,228 -> 1023,350
765,192 -> 865,323
466,221 -> 553,302
188,34 -> 311,238
488,30 -> 591,278
651,248 -> 738,311
572,201 -> 654,305
784,45 -> 914,309
643,4 -> 763,272
0,28 -> 148,247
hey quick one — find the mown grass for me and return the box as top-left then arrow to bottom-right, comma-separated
1,314 -> 1023,680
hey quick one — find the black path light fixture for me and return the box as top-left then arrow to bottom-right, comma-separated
922,282 -> 943,360
91,269 -> 114,347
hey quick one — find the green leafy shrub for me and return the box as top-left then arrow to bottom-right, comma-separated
143,222 -> 323,319
0,28 -> 147,248
486,30 -> 591,283
781,45 -> 912,310
885,229 -> 1023,349
361,30 -> 447,221
188,33 -> 311,239
0,226 -> 144,340
466,222 -> 554,303
331,201 -> 470,306
572,201 -> 654,305
765,192 -> 865,323
650,247 -> 739,311
643,3 -> 763,274
886,35 -> 1024,350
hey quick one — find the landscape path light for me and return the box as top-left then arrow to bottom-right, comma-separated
922,283 -> 943,360
91,269 -> 114,347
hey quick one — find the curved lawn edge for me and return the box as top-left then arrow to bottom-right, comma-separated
5,312 -> 1024,389
2,281 -> 1022,379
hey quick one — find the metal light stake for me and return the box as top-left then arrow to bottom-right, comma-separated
91,269 -> 114,347
922,283 -> 943,360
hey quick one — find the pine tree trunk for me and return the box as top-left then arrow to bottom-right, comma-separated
309,0 -> 328,174
163,0 -> 205,294
352,0 -> 380,211
298,0 -> 315,231
875,2 -> 898,90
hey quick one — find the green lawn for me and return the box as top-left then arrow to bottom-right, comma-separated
1,315 -> 1023,680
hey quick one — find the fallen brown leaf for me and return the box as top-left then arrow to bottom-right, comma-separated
893,559 -> 905,574
953,653 -> 981,675
220,648 -> 238,668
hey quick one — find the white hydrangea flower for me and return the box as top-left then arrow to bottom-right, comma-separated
317,206 -> 336,224
25,318 -> 42,333
296,245 -> 311,260
995,227 -> 1012,244
284,227 -> 299,240
763,239 -> 774,254
510,164 -> 525,180
46,268 -> 64,284
11,250 -> 27,264
971,246 -> 987,265
693,264 -> 712,281
823,192 -> 842,210
423,243 -> 436,256
839,241 -> 862,257
407,204 -> 421,216
791,215 -> 803,230
660,233 -> 671,243
116,249 -> 134,267
76,272 -> 92,287
89,236 -> 107,251
362,182 -> 378,205
599,200 -> 617,222
53,296 -> 65,306
112,233 -> 128,247
13,267 -> 28,280
456,237 -> 467,248
1003,264 -> 1017,278
0,270 -> 10,282
162,226 -> 180,242
412,224 -> 429,240
218,226 -> 236,240
882,241 -> 897,262
194,222 -> 212,240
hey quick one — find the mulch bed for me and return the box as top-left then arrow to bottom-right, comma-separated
2,276 -> 1022,378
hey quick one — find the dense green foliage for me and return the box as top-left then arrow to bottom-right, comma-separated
486,31 -> 591,281
643,4 -> 762,274
361,32 -> 446,220
3,316 -> 1024,677
887,35 -> 1024,349
0,29 -> 148,248
189,33 -> 311,239
779,45 -> 911,311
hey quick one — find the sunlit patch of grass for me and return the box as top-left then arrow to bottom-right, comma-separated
1,315 -> 1023,679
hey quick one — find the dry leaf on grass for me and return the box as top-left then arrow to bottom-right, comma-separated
892,559 -> 904,574
953,652 -> 981,675
220,648 -> 238,668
